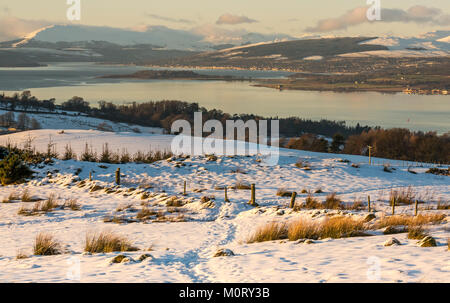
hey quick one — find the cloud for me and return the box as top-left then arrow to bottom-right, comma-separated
0,16 -> 51,42
306,5 -> 450,32
146,13 -> 194,24
216,14 -> 258,25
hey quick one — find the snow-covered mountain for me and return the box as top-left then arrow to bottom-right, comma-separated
362,30 -> 450,52
9,24 -> 296,51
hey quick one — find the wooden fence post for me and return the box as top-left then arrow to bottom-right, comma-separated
368,195 -> 371,212
183,180 -> 187,196
115,168 -> 121,185
89,172 -> 92,182
224,186 -> 230,202
249,184 -> 257,206
290,191 -> 297,209
414,200 -> 418,216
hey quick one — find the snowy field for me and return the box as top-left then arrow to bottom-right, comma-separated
0,129 -> 449,283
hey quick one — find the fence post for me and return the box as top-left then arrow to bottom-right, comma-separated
368,195 -> 371,212
249,184 -> 257,206
183,180 -> 187,196
115,168 -> 121,185
89,171 -> 92,182
290,191 -> 297,209
414,200 -> 418,216
224,186 -> 230,202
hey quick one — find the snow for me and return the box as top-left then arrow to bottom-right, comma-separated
0,110 -> 164,134
0,129 -> 449,282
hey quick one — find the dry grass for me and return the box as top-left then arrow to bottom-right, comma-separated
389,186 -> 416,205
16,250 -> 29,259
437,199 -> 450,210
233,181 -> 252,190
3,192 -> 20,203
407,226 -> 429,240
323,193 -> 343,210
303,193 -> 322,209
33,233 -> 62,256
376,214 -> 446,229
21,189 -> 33,202
247,216 -> 368,243
40,193 -> 59,212
84,231 -> 139,253
63,199 -> 81,211
247,222 -> 288,243
136,207 -> 157,220
276,188 -> 293,197
18,195 -> 61,216
295,159 -> 311,170
166,197 -> 185,207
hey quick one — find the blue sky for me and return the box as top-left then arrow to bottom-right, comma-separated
0,0 -> 449,42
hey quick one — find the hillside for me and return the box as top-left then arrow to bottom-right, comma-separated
0,129 -> 449,282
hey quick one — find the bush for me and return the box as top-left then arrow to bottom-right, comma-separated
0,153 -> 32,185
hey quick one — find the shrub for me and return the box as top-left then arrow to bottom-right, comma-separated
84,231 -> 139,253
0,153 -> 32,185
80,143 -> 97,162
33,233 -> 62,255
62,144 -> 77,160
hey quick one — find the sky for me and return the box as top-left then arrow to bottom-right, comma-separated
0,0 -> 449,42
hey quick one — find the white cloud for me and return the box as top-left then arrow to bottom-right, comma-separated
306,5 -> 450,32
216,14 -> 258,25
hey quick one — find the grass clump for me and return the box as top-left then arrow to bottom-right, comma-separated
376,214 -> 446,229
247,222 -> 288,243
84,231 -> 139,253
303,193 -> 322,209
233,181 -> 252,190
407,226 -> 429,240
323,192 -> 343,209
33,233 -> 62,256
389,186 -> 417,205
276,188 -> 293,197
63,199 -> 81,211
247,216 -> 368,243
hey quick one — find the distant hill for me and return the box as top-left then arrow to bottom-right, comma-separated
164,37 -> 389,68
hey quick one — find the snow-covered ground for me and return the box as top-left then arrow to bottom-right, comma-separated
0,130 -> 449,282
0,109 -> 164,134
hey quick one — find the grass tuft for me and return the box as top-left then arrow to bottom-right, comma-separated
376,214 -> 446,229
33,233 -> 62,256
84,231 -> 139,253
247,216 -> 368,243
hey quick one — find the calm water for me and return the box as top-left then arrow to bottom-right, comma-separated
0,63 -> 448,133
